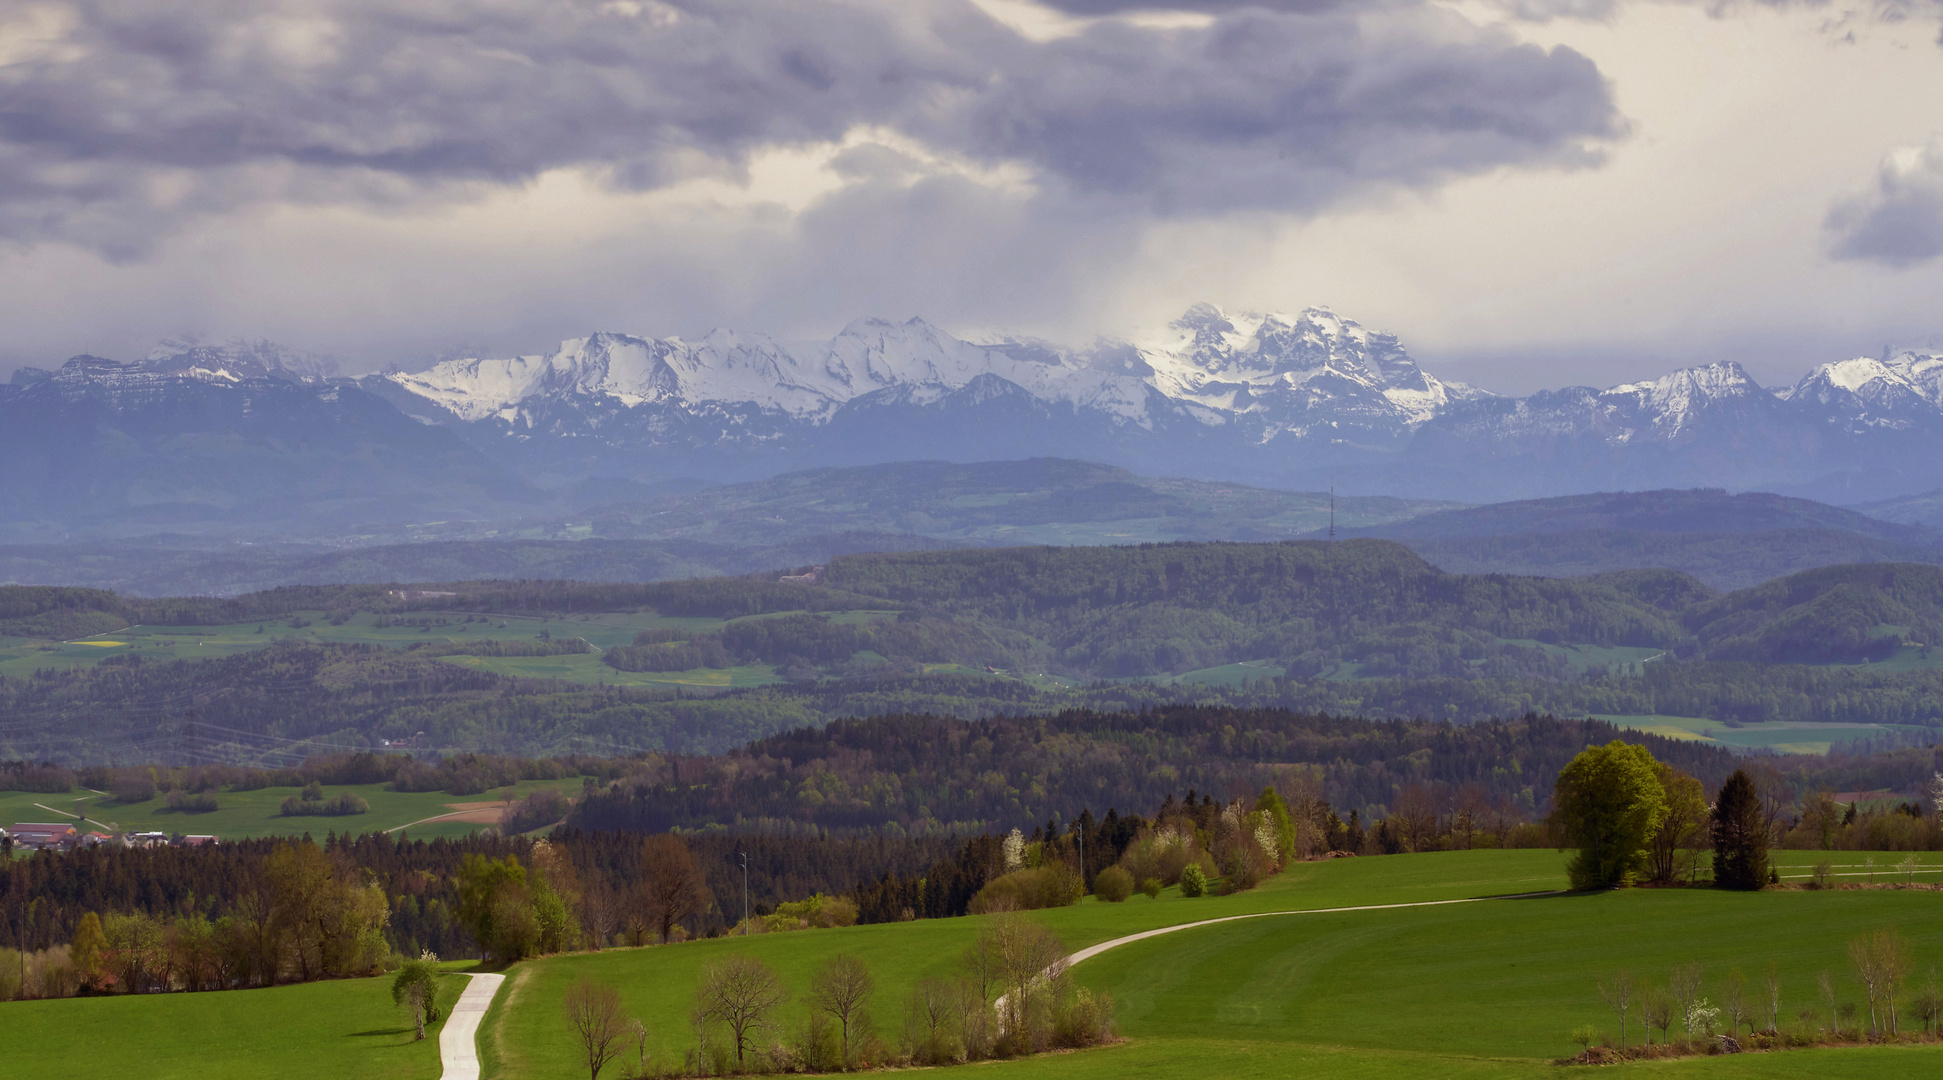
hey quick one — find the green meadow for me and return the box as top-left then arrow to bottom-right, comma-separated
1595,715 -> 1927,755
480,850 -> 1943,1079
3,966 -> 472,1080
11,851 -> 1943,1077
0,776 -> 585,842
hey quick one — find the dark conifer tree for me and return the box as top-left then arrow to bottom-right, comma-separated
1711,769 -> 1768,890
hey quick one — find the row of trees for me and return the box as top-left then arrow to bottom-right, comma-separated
1585,929 -> 1941,1060
1552,743 -> 1772,891
0,842 -> 390,998
563,913 -> 1112,1079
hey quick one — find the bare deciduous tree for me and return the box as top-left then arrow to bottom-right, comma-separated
1723,969 -> 1749,1038
1390,781 -> 1441,854
1849,928 -> 1909,1040
954,978 -> 996,1060
641,834 -> 709,945
1818,970 -> 1838,1036
1669,963 -> 1704,1045
1643,986 -> 1675,1047
581,873 -> 623,951
1597,971 -> 1636,1050
961,925 -> 1005,1007
697,955 -> 786,1068
564,976 -> 628,1080
806,954 -> 875,1067
1917,967 -> 1942,1036
1450,784 -> 1488,850
1764,961 -> 1781,1034
903,977 -> 958,1064
992,913 -> 1067,1046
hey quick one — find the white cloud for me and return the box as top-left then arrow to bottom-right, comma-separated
1826,137 -> 1943,268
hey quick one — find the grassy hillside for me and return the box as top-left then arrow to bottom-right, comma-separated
5,965 -> 471,1080
1409,529 -> 1943,592
1350,489 -> 1931,542
10,854 -> 1943,1079
1347,489 -> 1943,591
482,850 -> 1943,1080
1688,563 -> 1943,663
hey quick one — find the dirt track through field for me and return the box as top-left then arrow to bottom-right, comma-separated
384,802 -> 509,835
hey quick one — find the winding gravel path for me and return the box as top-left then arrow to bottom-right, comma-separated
1055,891 -> 1565,977
440,971 -> 505,1080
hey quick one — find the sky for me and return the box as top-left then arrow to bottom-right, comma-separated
0,0 -> 1939,394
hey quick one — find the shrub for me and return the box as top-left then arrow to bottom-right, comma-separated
164,790 -> 218,813
503,789 -> 569,834
280,791 -> 370,816
1049,979 -> 1115,1049
1179,864 -> 1207,898
1093,866 -> 1134,903
1140,877 -> 1163,900
969,865 -> 1082,913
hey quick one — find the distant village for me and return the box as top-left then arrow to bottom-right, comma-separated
4,822 -> 218,852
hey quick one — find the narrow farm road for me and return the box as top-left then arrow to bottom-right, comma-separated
440,971 -> 505,1080
1058,893 -> 1562,975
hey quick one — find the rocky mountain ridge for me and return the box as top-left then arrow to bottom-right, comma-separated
8,312 -> 1943,529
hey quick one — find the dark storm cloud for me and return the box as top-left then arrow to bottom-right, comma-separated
1826,141 -> 1943,268
0,0 -> 1618,254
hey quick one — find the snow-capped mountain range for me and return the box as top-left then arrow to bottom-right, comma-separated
8,305 -> 1943,531
373,303 -> 1482,451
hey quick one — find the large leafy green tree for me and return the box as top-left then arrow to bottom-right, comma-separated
1711,769 -> 1770,890
1644,763 -> 1707,885
1553,741 -> 1668,890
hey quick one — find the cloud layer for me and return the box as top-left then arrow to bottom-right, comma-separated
0,0 -> 1618,257
1827,137 -> 1943,268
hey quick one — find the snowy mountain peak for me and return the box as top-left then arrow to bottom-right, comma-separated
145,338 -> 338,383
1782,350 -> 1943,429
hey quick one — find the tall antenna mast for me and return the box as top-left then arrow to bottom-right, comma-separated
1328,486 -> 1335,542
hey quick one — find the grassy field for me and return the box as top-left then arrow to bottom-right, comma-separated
436,651 -> 786,688
478,850 -> 1943,1079
4,966 -> 472,1080
1594,715 -> 1925,755
0,776 -> 584,842
9,851 -> 1943,1077
1133,660 -> 1286,688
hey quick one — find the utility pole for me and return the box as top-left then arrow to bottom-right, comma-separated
1328,486 -> 1335,542
1078,810 -> 1085,895
739,851 -> 749,935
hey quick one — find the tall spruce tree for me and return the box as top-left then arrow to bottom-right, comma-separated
1712,769 -> 1769,890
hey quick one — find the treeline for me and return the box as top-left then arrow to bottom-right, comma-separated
605,614 -> 1009,678
564,708 -> 1740,835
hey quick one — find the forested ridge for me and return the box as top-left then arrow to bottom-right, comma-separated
9,543 -> 1943,762
564,708 -> 1741,835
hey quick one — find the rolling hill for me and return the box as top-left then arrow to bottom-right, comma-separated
1342,489 -> 1943,590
